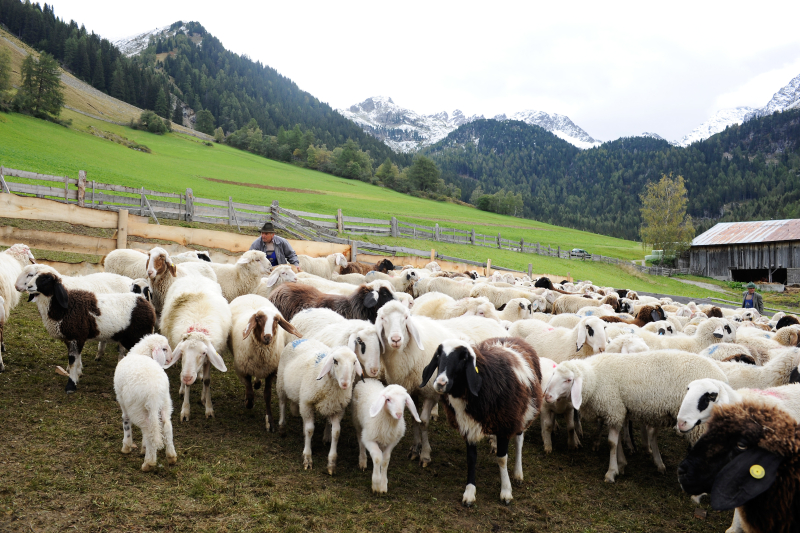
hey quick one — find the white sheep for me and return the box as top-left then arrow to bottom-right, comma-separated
438,315 -> 509,344
102,248 -> 149,279
469,284 -> 544,310
0,297 -> 5,372
296,272 -> 360,295
253,265 -> 297,299
352,380 -> 421,494
642,320 -> 678,336
714,347 -> 800,389
113,334 -> 176,471
330,272 -> 367,285
172,250 -> 211,263
229,294 -> 301,431
606,334 -> 650,354
276,340 -> 362,474
145,247 -> 218,314
548,314 -> 583,329
498,298 -> 534,322
160,275 -> 231,421
366,269 -> 419,293
208,250 -> 272,302
524,316 -> 609,363
298,252 -> 348,279
636,317 -> 737,353
411,293 -> 499,321
414,276 -> 472,300
539,357 -> 581,454
0,244 -> 36,353
544,350 -> 729,482
699,343 -> 760,365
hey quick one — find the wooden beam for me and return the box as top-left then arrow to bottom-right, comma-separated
117,209 -> 128,249
0,226 -> 116,256
0,192 -> 121,228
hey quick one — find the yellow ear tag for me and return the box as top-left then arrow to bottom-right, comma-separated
750,464 -> 765,479
475,367 -> 479,374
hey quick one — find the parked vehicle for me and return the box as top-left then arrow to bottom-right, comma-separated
570,248 -> 591,259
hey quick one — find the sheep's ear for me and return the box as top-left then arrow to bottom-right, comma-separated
337,254 -> 348,267
420,346 -> 441,388
369,394 -> 386,418
466,357 -> 482,396
497,303 -> 506,311
206,343 -> 227,372
576,323 -> 587,351
151,345 -> 167,366
243,315 -> 257,340
54,280 -> 69,309
353,358 -> 363,377
709,447 -> 782,510
364,290 -> 379,308
519,302 -> 525,310
236,255 -> 252,265
163,342 -> 182,369
620,345 -> 628,354
570,376 -> 583,410
405,393 -> 421,422
347,333 -> 358,354
651,309 -> 661,323
266,273 -> 280,287
167,261 -> 177,277
316,354 -> 335,380
277,315 -> 301,338
406,316 -> 425,351
789,330 -> 798,346
375,316 -> 385,351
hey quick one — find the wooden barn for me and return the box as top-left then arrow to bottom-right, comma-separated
689,219 -> 800,284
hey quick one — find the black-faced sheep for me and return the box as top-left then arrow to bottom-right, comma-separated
268,283 -> 395,322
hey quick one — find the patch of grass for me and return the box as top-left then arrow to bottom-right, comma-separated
0,301 -> 735,532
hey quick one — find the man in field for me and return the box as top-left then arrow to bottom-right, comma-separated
249,222 -> 301,270
741,282 -> 763,314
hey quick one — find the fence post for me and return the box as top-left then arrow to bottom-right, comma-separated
528,263 -> 532,277
431,249 -> 435,262
497,233 -> 501,249
435,223 -> 439,242
486,258 -> 492,276
558,246 -> 561,259
390,217 -> 398,238
350,240 -> 358,262
185,188 -> 194,222
64,176 -> 70,201
77,170 -> 86,207
117,209 -> 128,249
228,197 -> 234,226
470,228 -> 475,245
91,180 -> 95,205
337,209 -> 344,233
0,166 -> 9,193
520,237 -> 524,253
140,186 -> 145,216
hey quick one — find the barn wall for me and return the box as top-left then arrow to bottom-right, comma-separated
689,241 -> 800,280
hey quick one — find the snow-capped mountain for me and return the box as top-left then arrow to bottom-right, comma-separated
113,22 -> 193,57
337,97 -> 483,153
745,72 -> 800,121
675,106 -> 755,147
338,97 -> 601,152
640,132 -> 673,143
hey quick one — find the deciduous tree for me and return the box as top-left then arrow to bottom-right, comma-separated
640,174 -> 695,259
195,109 -> 215,134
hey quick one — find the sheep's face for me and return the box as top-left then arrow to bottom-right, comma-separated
349,328 -> 381,378
142,335 -> 173,367
544,365 -> 581,408
171,333 -> 227,385
608,334 -> 649,354
647,320 -> 675,336
376,259 -> 394,273
710,319 -> 736,343
422,340 -> 480,396
244,307 -> 299,346
369,384 -> 421,422
15,265 -> 43,293
404,270 -> 419,283
237,251 -> 271,275
376,301 -> 424,351
6,243 -> 36,266
263,267 -> 296,288
130,279 -> 152,303
147,248 -> 176,280
316,347 -> 362,390
577,317 -> 608,353
332,253 -> 348,268
740,310 -> 759,322
676,379 -> 721,433
474,302 -> 496,319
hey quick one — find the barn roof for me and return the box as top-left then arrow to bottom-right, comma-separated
692,219 -> 800,246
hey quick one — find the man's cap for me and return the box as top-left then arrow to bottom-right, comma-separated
746,282 -> 756,289
260,222 -> 275,233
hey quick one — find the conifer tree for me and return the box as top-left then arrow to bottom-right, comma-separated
13,52 -> 65,117
154,88 -> 169,118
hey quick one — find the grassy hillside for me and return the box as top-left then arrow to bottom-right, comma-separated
0,110 -> 648,262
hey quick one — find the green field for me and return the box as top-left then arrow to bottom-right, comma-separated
0,111 -> 645,260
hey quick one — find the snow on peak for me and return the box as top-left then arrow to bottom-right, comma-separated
675,106 -> 755,147
744,72 -> 800,122
338,97 -> 600,152
113,21 -> 195,57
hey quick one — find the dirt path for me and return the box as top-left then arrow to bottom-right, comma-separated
672,278 -> 728,293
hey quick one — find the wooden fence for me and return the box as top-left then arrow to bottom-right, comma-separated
0,164 -> 684,277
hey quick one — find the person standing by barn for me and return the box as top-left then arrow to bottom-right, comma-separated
742,282 -> 763,314
249,222 -> 301,270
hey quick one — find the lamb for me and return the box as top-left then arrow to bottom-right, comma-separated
376,300 -> 465,466
539,357 -> 581,453
635,317 -> 737,353
160,275 -> 231,421
438,315 -> 509,344
774,325 -> 800,347
469,284 -> 547,311
676,378 -> 800,435
130,278 -> 153,305
0,243 -> 36,353
776,315 -> 799,330
678,399 -> 800,533
276,340 -> 362,474
352,380 -> 420,494
172,250 -> 211,263
17,268 -> 156,393
411,293 -> 500,321
268,282 -> 395,322
606,334 -> 650,354
642,320 -> 678,336
208,250 -> 272,302
415,276 -> 473,300
714,347 -> 800,389
498,298 -> 534,322
548,314 -> 583,329
145,247 -> 218,314
422,338 -> 542,505
424,261 -> 441,272
101,248 -> 149,279
253,265 -> 297,300
552,294 -> 610,315
523,316 -> 609,363
229,294 -> 301,431
599,304 -> 667,327
113,334 -> 176,471
366,269 -> 419,294
339,258 -> 394,275
298,252 -> 348,279
544,350 -> 729,482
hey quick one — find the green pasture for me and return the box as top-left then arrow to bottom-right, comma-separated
0,111 -> 646,261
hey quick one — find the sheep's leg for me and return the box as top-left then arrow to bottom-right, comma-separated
300,403 -> 315,470
381,442 -> 396,493
617,426 -> 628,475
605,425 -> 621,482
277,389 -> 287,435
542,410 -> 555,454
141,430 -> 158,472
640,423 -> 651,454
180,383 -> 192,422
202,361 -> 214,418
726,509 -> 744,533
0,348 -> 4,373
162,406 -> 177,465
462,442 -> 478,507
418,397 -> 435,467
65,341 -> 82,393
327,411 -> 343,475
263,374 -> 275,432
574,409 -> 583,437
622,419 -> 636,455
592,417 -> 606,451
495,435 -> 513,504
430,401 -> 439,422
95,341 -> 106,361
409,422 -> 421,460
567,408 -> 581,450
120,408 -> 136,454
647,426 -> 666,474
512,433 -> 524,483
242,374 -> 255,409
365,440 -> 384,493
323,419 -> 332,444
488,434 -> 498,455
117,344 -> 126,361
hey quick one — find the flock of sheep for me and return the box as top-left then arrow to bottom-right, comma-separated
1,242 -> 799,533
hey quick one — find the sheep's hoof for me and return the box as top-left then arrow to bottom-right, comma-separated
181,410 -> 190,422
462,484 -> 477,507
253,379 -> 262,390
65,379 -> 77,394
657,464 -> 666,474
604,471 -> 617,483
420,458 -> 431,468
543,447 -> 553,454
121,444 -> 133,454
245,398 -> 254,409
205,410 -> 215,419
512,474 -> 524,485
303,457 -> 313,470
408,450 -> 419,461
327,464 -> 336,476
141,462 -> 155,472
358,461 -> 367,471
167,454 -> 178,465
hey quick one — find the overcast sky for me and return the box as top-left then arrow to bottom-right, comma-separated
47,0 -> 800,142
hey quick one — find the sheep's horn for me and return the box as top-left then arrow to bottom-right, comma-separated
55,365 -> 69,377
